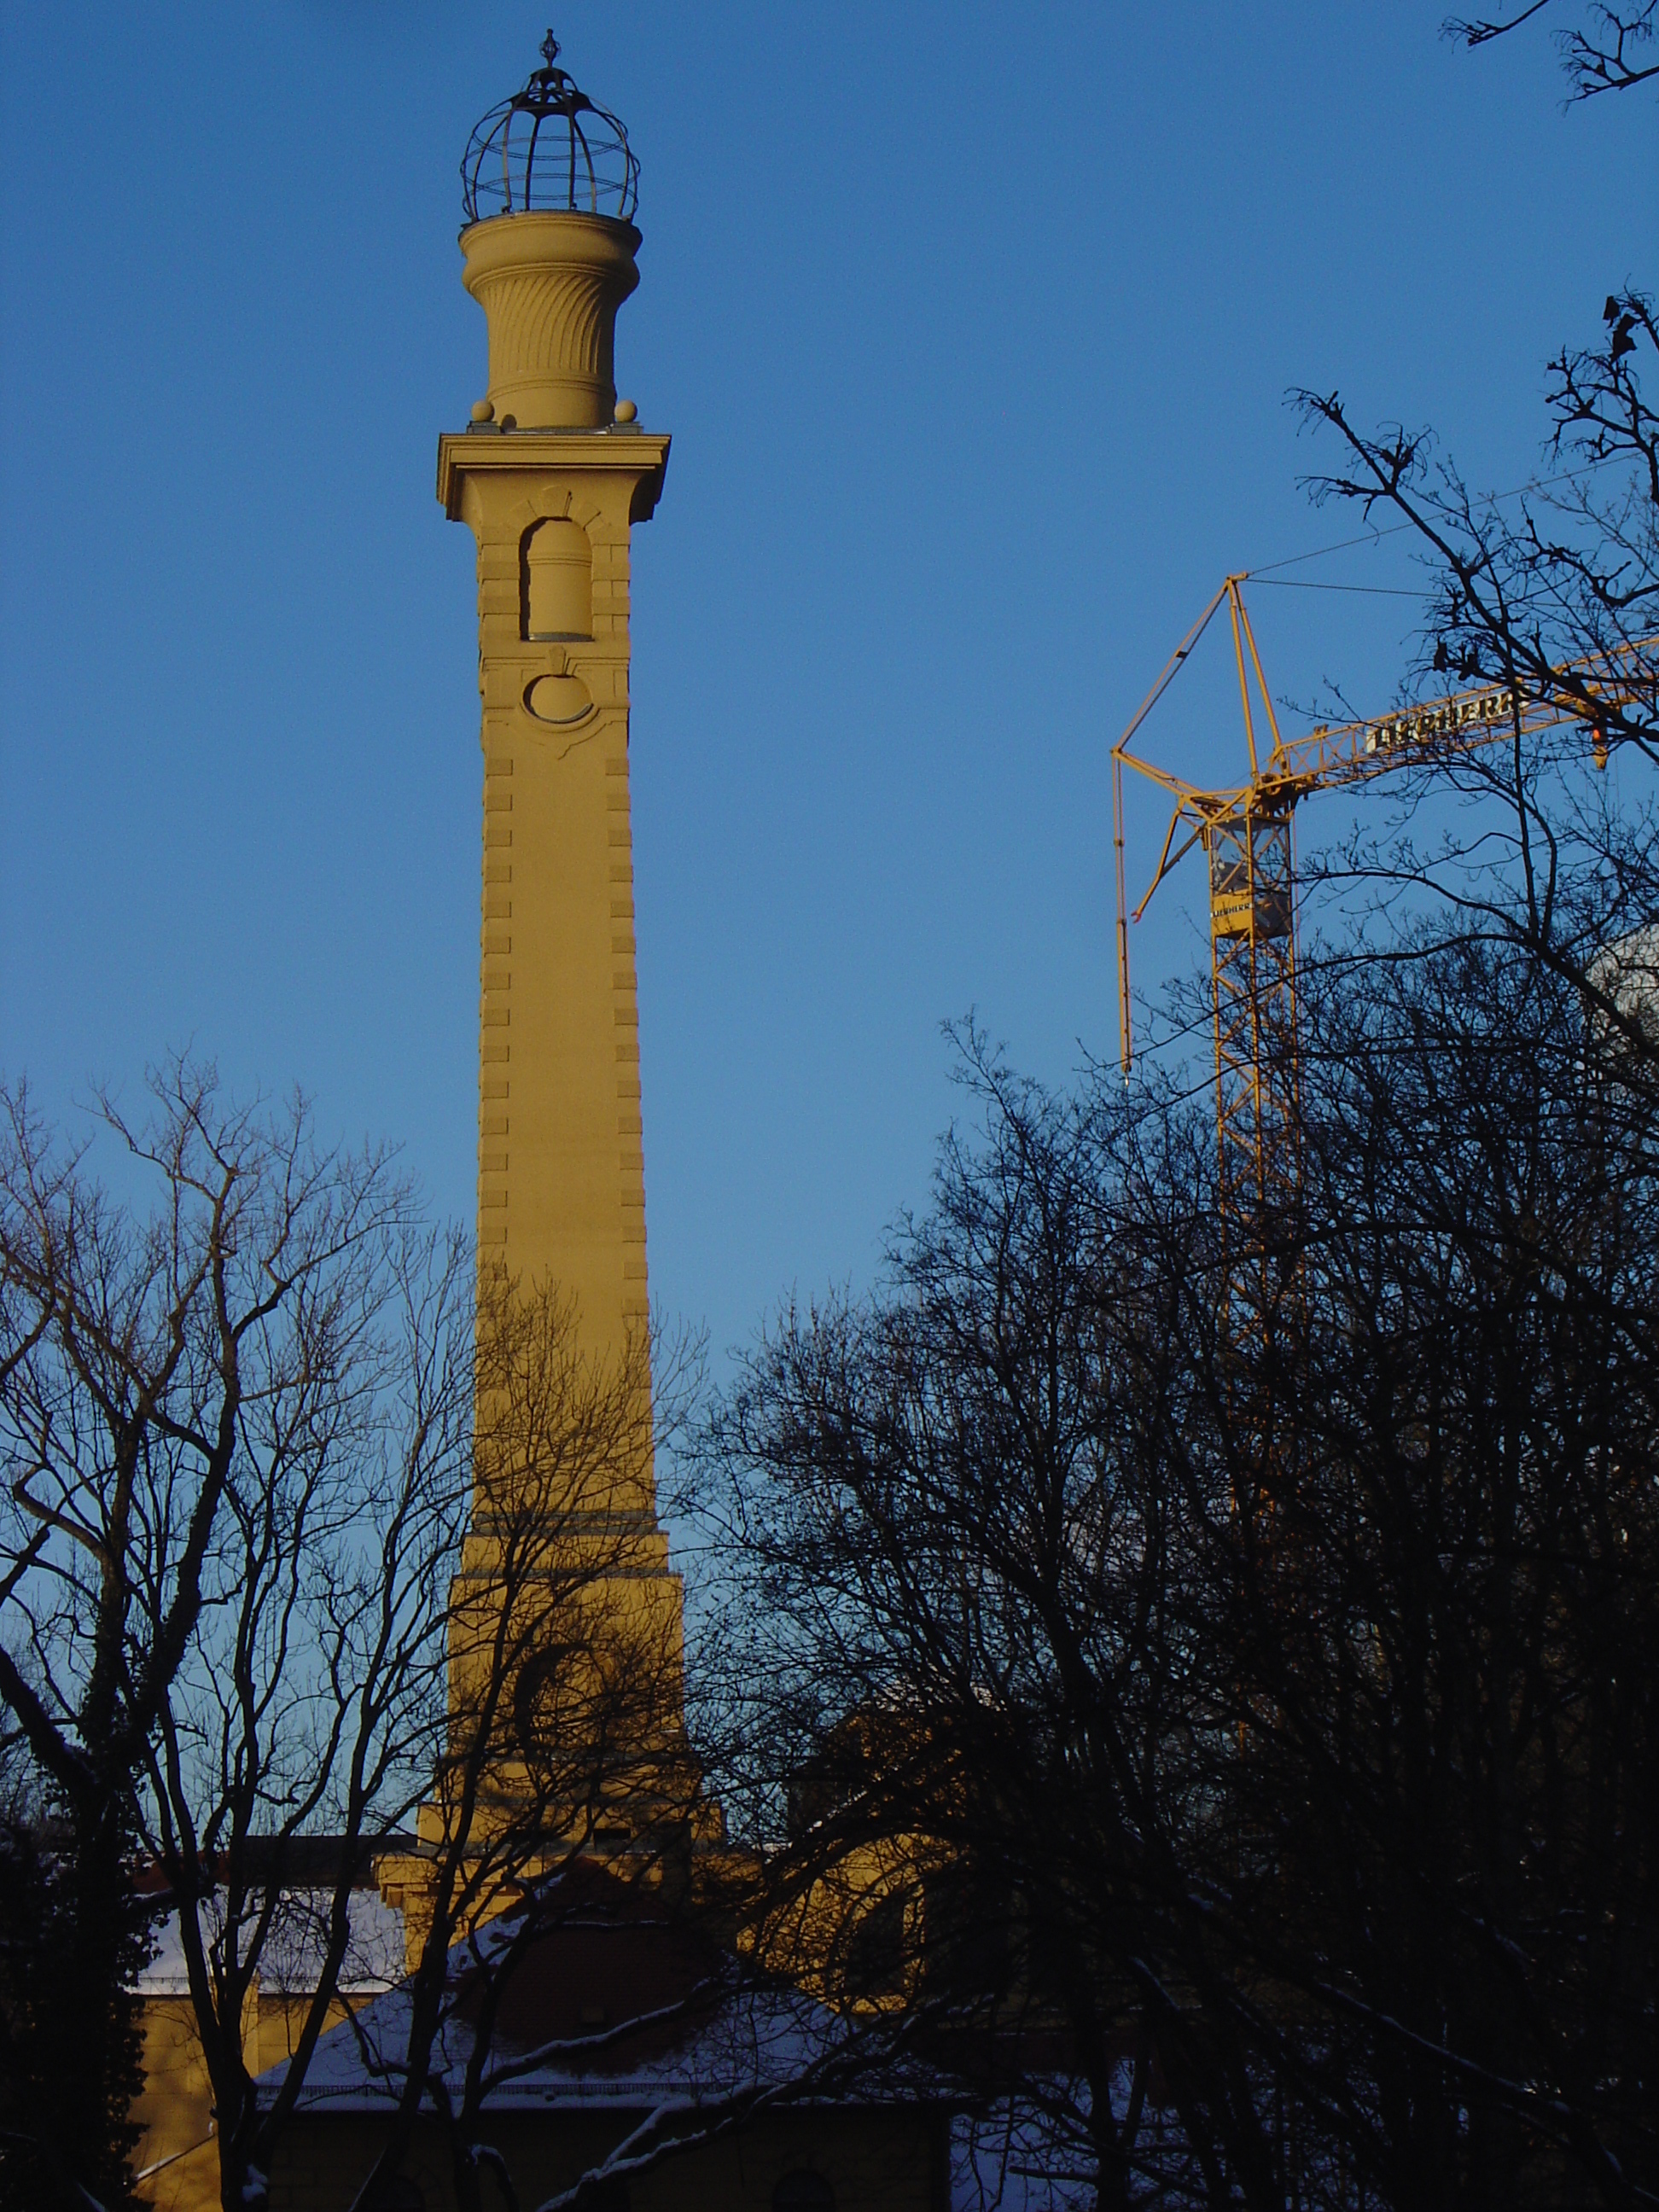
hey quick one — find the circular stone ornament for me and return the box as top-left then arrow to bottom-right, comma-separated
524,672 -> 594,724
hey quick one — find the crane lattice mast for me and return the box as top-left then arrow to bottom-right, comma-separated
1113,577 -> 1651,1259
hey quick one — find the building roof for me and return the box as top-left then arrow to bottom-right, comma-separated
140,1885 -> 407,1998
258,1861 -> 934,2119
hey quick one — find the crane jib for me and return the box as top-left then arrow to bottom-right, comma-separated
1362,685 -> 1518,754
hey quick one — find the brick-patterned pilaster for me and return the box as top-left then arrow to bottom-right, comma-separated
440,428 -> 668,1369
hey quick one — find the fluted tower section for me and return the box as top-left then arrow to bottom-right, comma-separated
462,212 -> 640,431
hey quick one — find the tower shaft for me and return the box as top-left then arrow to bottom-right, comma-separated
438,427 -> 669,1398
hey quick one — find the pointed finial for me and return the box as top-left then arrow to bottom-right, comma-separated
541,30 -> 560,69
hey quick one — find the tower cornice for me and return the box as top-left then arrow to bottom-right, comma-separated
437,428 -> 671,522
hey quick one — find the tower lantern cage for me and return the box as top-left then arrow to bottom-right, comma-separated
462,32 -> 639,227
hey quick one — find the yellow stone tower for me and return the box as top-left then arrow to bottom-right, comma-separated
381,38 -> 695,1949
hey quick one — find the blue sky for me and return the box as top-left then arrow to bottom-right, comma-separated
1,3 -> 1651,1372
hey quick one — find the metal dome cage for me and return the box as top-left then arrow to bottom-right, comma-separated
462,33 -> 639,227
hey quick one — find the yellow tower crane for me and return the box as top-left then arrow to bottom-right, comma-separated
1112,575 -> 1650,1254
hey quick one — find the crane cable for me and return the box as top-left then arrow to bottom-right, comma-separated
1240,456 -> 1617,583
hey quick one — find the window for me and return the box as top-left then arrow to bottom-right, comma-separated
841,1888 -> 910,2000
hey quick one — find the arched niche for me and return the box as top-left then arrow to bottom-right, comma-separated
521,516 -> 593,641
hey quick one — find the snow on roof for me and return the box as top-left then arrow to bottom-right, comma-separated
139,1887 -> 407,1997
266,1976 -> 877,2115
256,1864 -> 934,2117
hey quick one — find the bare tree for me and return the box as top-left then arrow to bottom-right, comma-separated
696,940 -> 1659,2209
1295,0 -> 1656,970
0,1062 -> 415,2209
1231,929 -> 1659,2208
330,1272 -> 717,2212
138,1220 -> 475,2212
1290,288 -> 1657,1044
693,1034 -> 1295,2211
242,1273 -> 954,2212
1443,1 -> 1658,99
0,1063 -> 729,2212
